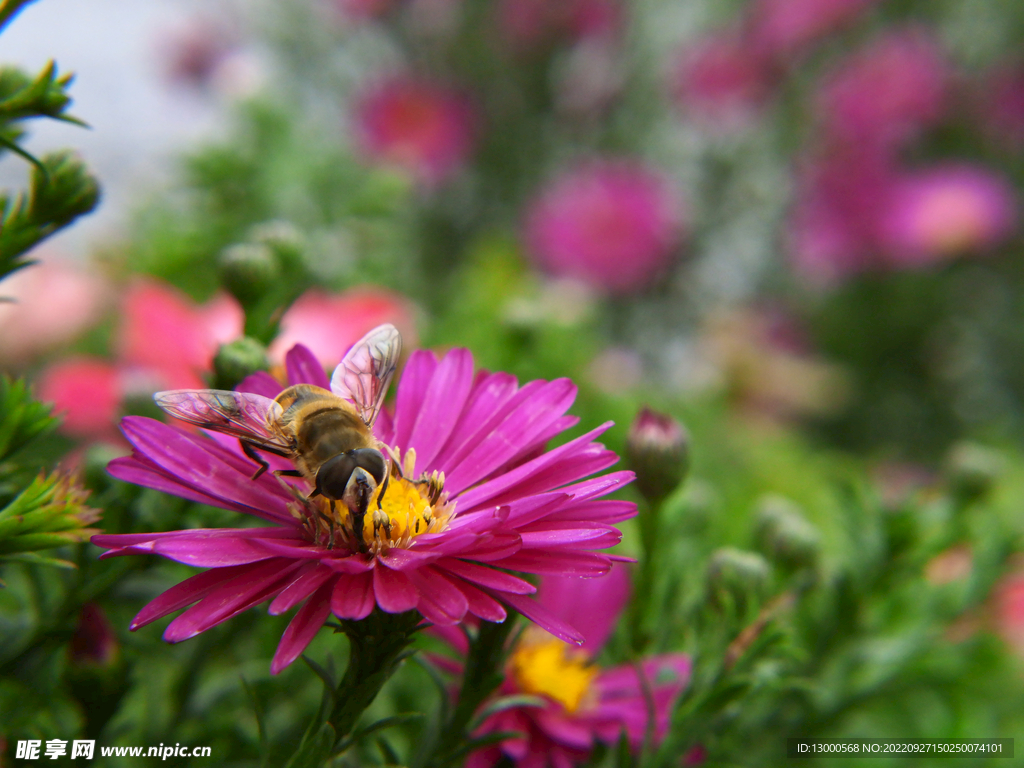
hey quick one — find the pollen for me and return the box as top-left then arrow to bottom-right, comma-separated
510,635 -> 597,714
359,448 -> 453,552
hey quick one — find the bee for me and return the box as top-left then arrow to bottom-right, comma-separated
153,324 -> 402,549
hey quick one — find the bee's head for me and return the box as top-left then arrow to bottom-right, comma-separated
314,448 -> 388,511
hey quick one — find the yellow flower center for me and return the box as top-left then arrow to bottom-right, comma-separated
510,636 -> 597,714
298,447 -> 454,553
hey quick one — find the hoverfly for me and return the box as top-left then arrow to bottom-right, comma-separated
154,324 -> 401,549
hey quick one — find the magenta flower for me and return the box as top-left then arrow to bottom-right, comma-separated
817,29 -> 948,151
352,75 -> 475,186
879,165 -> 1017,265
524,160 -> 683,294
93,343 -> 635,674
672,29 -> 771,123
496,0 -> 619,51
788,148 -> 897,282
978,64 -> 1024,152
445,566 -> 690,767
748,0 -> 879,60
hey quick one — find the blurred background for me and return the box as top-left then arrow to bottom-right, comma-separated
4,0 -> 1024,764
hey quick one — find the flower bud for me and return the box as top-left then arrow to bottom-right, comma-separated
249,220 -> 307,269
706,547 -> 770,610
68,603 -> 118,669
29,151 -> 101,228
945,442 -> 1003,504
626,407 -> 690,503
754,495 -> 820,571
218,242 -> 280,306
212,336 -> 269,390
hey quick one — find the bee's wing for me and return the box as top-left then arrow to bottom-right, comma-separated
154,389 -> 291,451
329,323 -> 402,428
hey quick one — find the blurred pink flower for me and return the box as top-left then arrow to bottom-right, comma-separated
117,279 -> 244,391
978,64 -> 1024,152
880,165 -> 1017,265
461,566 -> 691,767
68,603 -> 119,668
161,15 -> 238,90
497,0 -> 619,51
818,29 -> 948,150
38,357 -> 122,440
268,287 -> 416,369
788,148 -> 896,282
0,256 -> 109,365
353,76 -> 474,185
525,160 -> 683,294
749,0 -> 879,60
335,0 -> 395,20
672,30 -> 771,122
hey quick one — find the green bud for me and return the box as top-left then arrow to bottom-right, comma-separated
218,242 -> 280,306
754,494 -> 820,570
29,150 -> 100,228
706,547 -> 770,610
626,407 -> 690,503
945,442 -> 1003,504
212,337 -> 269,391
249,220 -> 306,269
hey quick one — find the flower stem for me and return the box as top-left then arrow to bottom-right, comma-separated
329,609 -> 423,740
423,615 -> 518,768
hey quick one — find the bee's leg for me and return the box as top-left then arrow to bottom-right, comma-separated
327,500 -> 337,550
241,440 -> 271,480
274,469 -> 304,478
376,471 -> 391,509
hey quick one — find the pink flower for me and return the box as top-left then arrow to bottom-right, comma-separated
335,0 -> 396,20
0,256 -> 109,365
879,165 -> 1017,265
93,341 -> 635,674
268,287 -> 417,370
672,30 -> 771,123
817,29 -> 948,151
68,603 -> 119,668
459,566 -> 690,767
353,76 -> 475,185
788,148 -> 897,282
497,0 -> 619,51
117,279 -> 244,391
38,358 -> 122,440
977,64 -> 1024,152
524,160 -> 683,294
749,0 -> 880,60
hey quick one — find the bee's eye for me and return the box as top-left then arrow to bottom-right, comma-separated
316,454 -> 358,500
350,448 -> 387,485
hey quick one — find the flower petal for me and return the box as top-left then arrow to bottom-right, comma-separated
269,563 -> 335,615
332,571 -> 376,619
163,559 -> 304,642
406,348 -> 475,471
489,591 -> 584,646
492,549 -> 613,577
237,371 -> 284,399
391,350 -> 438,450
271,581 -> 334,674
437,558 -> 536,594
538,565 -> 631,654
373,564 -> 420,613
129,563 -> 265,630
286,344 -> 330,389
455,423 -> 613,511
408,566 -> 469,625
444,380 -> 578,496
